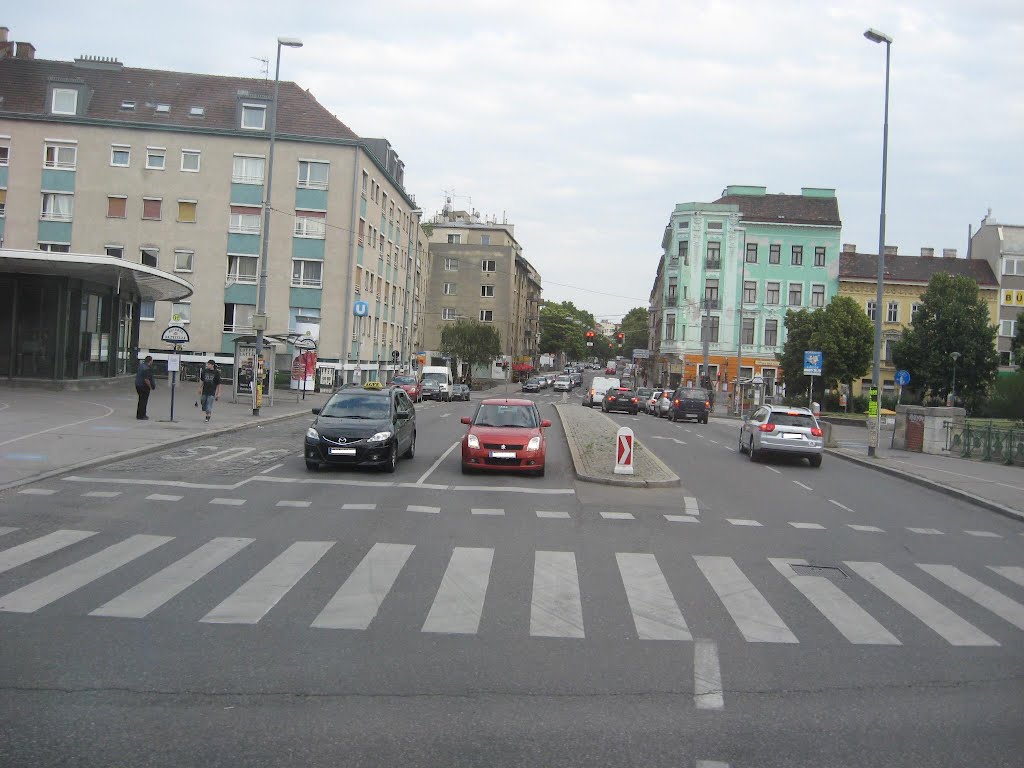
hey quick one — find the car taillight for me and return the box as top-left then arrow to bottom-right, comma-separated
759,423 -> 776,432
811,427 -> 823,437
631,397 -> 638,403
674,399 -> 680,406
705,401 -> 710,408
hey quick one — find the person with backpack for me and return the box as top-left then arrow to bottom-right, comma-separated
197,360 -> 222,423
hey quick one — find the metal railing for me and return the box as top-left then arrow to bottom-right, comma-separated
946,421 -> 1024,465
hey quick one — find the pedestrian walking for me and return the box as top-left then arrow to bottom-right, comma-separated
197,359 -> 222,423
135,355 -> 156,420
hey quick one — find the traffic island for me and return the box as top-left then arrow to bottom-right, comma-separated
553,404 -> 680,487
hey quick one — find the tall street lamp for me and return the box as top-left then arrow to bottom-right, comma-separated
733,227 -> 746,416
949,351 -> 961,406
864,26 -> 892,456
253,36 -> 303,415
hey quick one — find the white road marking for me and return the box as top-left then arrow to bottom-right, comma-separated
82,491 -> 121,498
530,551 -> 585,638
693,640 -> 724,710
965,530 -> 1002,538
0,535 -> 173,613
451,485 -> 576,495
209,447 -> 256,463
600,511 -> 635,520
727,519 -> 762,527
616,552 -> 691,641
693,555 -> 798,643
18,489 -> 56,496
0,401 -> 114,447
918,564 -> 1024,631
829,499 -> 856,513
416,441 -> 461,485
764,466 -> 781,474
440,413 -> 452,418
260,463 -> 284,474
312,542 -> 415,630
847,524 -> 884,533
665,515 -> 700,523
708,439 -> 720,445
471,508 -> 505,516
907,527 -> 944,535
66,475 -> 245,490
422,547 -> 494,634
793,481 -> 813,491
0,529 -> 97,575
697,761 -> 731,768
276,500 -> 311,508
845,561 -> 999,646
989,566 -> 1024,588
202,541 -> 334,624
684,497 -> 699,516
536,510 -> 571,519
92,537 -> 254,618
724,446 -> 735,452
408,505 -> 441,514
789,522 -> 826,530
210,498 -> 245,506
770,558 -> 900,645
146,493 -> 183,502
255,475 -> 392,488
342,503 -> 377,510
0,527 -> 16,538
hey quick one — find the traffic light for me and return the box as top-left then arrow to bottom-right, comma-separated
617,332 -> 624,341
586,330 -> 595,339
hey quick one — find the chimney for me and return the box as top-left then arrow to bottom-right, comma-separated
0,27 -> 12,59
920,247 -> 935,257
841,243 -> 856,253
14,41 -> 35,60
943,248 -> 957,259
883,245 -> 898,256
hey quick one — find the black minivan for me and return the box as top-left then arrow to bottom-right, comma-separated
668,387 -> 710,424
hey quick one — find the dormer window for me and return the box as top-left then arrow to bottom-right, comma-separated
51,88 -> 78,115
241,103 -> 267,130
120,100 -> 136,111
155,103 -> 170,114
189,106 -> 205,117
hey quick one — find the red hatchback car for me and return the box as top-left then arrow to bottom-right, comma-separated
391,374 -> 422,403
461,398 -> 551,476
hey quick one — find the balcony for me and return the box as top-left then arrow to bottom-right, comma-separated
705,259 -> 721,270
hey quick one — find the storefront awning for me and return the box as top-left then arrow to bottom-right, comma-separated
0,248 -> 193,302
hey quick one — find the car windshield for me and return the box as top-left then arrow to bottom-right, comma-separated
556,376 -> 570,382
422,372 -> 447,383
769,412 -> 817,427
636,388 -> 653,399
392,376 -> 416,385
422,380 -> 439,388
320,393 -> 390,419
679,389 -> 707,399
473,404 -> 539,428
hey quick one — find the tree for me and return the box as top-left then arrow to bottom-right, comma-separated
619,307 -> 649,353
892,273 -> 999,411
778,309 -> 818,396
439,319 -> 501,387
539,303 -> 586,360
778,297 -> 873,398
1014,310 -> 1024,372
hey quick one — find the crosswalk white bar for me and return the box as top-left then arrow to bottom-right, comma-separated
684,496 -> 699,516
0,534 -> 173,613
0,527 -> 18,538
530,551 -> 585,638
616,553 -> 691,641
209,498 -> 245,507
696,761 -> 731,768
694,556 -> 798,643
769,558 -> 900,645
422,547 -> 494,634
536,511 -> 571,519
471,508 -> 505,516
408,505 -> 440,514
201,541 -> 334,624
918,564 -> 1024,631
91,537 -> 254,618
0,529 -> 97,575
989,566 -> 1024,588
693,640 -> 724,710
311,543 -> 415,630
845,561 -> 999,646
342,503 -> 377,510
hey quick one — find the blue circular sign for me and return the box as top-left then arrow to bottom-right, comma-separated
895,369 -> 911,386
353,301 -> 369,317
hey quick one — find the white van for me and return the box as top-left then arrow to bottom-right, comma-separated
584,376 -> 620,408
420,366 -> 454,401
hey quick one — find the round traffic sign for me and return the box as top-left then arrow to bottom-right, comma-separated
895,369 -> 911,386
353,301 -> 369,317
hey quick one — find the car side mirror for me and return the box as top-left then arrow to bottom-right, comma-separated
460,416 -> 472,425
541,419 -> 552,428
311,407 -> 321,415
396,411 -> 410,420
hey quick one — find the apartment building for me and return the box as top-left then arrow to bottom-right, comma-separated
970,212 -> 1024,370
422,208 -> 541,370
0,30 -> 423,385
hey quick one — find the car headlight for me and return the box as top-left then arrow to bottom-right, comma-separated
527,436 -> 542,451
368,431 -> 393,443
306,427 -> 319,440
467,434 -> 480,449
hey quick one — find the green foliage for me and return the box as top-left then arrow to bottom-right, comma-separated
892,273 -> 999,412
539,302 -> 587,360
439,319 -> 501,386
420,222 -> 434,238
975,372 -> 1024,420
1015,311 -> 1024,372
778,297 -> 873,395
619,307 -> 649,353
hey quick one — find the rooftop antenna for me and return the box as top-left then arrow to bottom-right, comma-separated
252,56 -> 269,80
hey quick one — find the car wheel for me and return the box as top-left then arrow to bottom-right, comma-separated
383,442 -> 398,473
535,465 -> 545,477
461,463 -> 472,475
808,455 -> 823,468
748,437 -> 759,462
305,460 -> 320,471
403,431 -> 416,459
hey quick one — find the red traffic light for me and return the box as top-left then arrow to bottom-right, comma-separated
586,330 -> 595,338
617,332 -> 624,340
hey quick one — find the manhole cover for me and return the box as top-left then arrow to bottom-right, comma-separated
792,563 -> 849,579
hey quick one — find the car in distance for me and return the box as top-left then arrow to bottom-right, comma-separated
602,388 -> 640,414
451,383 -> 471,401
738,405 -> 824,467
553,375 -> 573,392
521,377 -> 541,393
461,398 -> 551,476
391,374 -> 422,403
583,376 -> 620,408
570,372 -> 583,387
656,389 -> 675,418
635,387 -> 654,410
420,379 -> 442,401
668,387 -> 710,424
304,382 -> 416,473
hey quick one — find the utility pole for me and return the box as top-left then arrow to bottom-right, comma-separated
734,227 -> 746,415
701,296 -> 711,389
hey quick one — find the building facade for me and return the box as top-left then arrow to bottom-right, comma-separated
0,31 -> 423,385
970,212 -> 1024,370
837,245 -> 999,396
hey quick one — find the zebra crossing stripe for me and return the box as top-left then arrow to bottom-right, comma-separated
844,561 -> 999,646
530,551 -> 585,638
769,558 -> 900,645
0,530 -> 97,575
201,541 -> 334,624
616,553 -> 691,641
693,640 -> 724,710
0,527 -> 18,538
918,564 -> 1024,631
684,497 -> 699,516
0,535 -> 173,613
694,556 -> 798,643
989,566 -> 1024,588
312,543 -> 415,630
422,547 -> 494,634
91,537 -> 254,618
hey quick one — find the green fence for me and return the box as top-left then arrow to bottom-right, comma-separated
947,421 -> 1024,465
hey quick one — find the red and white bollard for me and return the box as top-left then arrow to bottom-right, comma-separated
614,426 -> 634,475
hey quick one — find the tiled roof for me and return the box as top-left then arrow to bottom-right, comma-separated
0,56 -> 359,140
713,193 -> 841,227
839,252 -> 999,287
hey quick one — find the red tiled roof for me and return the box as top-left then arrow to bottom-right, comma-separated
713,193 -> 841,227
839,252 -> 998,286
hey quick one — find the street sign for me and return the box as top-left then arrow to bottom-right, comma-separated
614,427 -> 634,476
803,351 -> 823,376
391,350 -> 400,360
895,369 -> 911,386
293,337 -> 317,350
160,324 -> 190,344
632,349 -> 650,359
353,301 -> 369,317
752,375 -> 764,386
868,386 -> 879,417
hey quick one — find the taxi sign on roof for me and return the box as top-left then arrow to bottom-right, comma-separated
363,381 -> 384,390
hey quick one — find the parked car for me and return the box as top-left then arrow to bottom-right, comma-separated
668,387 -> 710,424
656,390 -> 674,418
461,399 -> 551,476
605,367 -> 616,375
391,374 -> 422,403
521,378 -> 541,393
420,379 -> 442,400
738,405 -> 824,467
602,388 -> 640,414
553,375 -> 572,392
451,383 -> 471,401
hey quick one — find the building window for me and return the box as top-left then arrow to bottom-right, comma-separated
481,285 -> 495,297
679,240 -> 689,264
769,244 -> 781,264
145,147 -> 166,170
766,282 -> 780,305
241,104 -> 267,130
667,277 -> 677,302
180,150 -> 201,172
0,146 -> 8,168
289,307 -> 321,333
479,310 -> 494,322
227,254 -> 258,283
481,259 -> 496,272
40,192 -> 74,221
361,170 -> 368,195
297,160 -> 329,189
443,282 -> 457,295
811,284 -> 826,307
139,300 -> 155,321
229,206 -> 261,233
708,221 -> 723,230
106,196 -> 127,219
665,313 -> 676,341
44,143 -> 76,169
140,248 -> 159,267
294,212 -> 326,238
866,300 -> 876,321
177,200 -> 197,223
741,317 -> 755,345
884,339 -> 897,363
814,246 -> 826,267
764,319 -> 778,347
999,319 -> 1017,337
911,302 -> 921,319
704,278 -> 719,307
480,234 -> 491,245
678,221 -> 688,229
1002,257 -> 1024,276
110,144 -> 130,167
38,242 -> 71,253
51,88 -> 78,115
444,257 -> 459,271
291,259 -> 323,288
743,280 -> 757,304
232,155 -> 265,184
142,198 -> 162,220
173,249 -> 194,272
886,301 -> 899,322
170,302 -> 191,324
791,245 -> 803,266
706,242 -> 721,269
447,233 -> 462,244
104,245 -> 123,259
788,283 -> 803,306
746,243 -> 758,263
442,307 -> 458,320
223,303 -> 256,332
0,188 -> 5,217
701,315 -> 720,343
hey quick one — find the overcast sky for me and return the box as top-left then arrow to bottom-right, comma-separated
10,1 -> 1022,320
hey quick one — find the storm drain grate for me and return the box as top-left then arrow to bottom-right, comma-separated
792,563 -> 849,580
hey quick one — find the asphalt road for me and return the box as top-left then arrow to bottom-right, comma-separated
0,375 -> 1022,767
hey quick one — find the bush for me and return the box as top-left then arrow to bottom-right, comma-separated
975,373 -> 1024,420
851,395 -> 869,413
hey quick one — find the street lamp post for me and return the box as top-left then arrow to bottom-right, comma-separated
253,36 -> 303,415
864,26 -> 893,456
949,351 -> 961,406
734,227 -> 746,416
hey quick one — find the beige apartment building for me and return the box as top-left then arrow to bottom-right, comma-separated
0,30 -> 424,385
422,208 -> 541,368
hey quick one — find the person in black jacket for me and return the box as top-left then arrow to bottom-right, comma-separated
135,356 -> 156,420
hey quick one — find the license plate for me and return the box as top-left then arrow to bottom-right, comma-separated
490,451 -> 516,459
329,448 -> 357,455
781,434 -> 803,440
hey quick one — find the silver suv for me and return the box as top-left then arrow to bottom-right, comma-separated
738,405 -> 823,467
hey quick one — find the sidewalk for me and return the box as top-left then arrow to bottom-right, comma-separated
0,382 -> 329,491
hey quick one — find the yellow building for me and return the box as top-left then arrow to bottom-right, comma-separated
838,245 -> 999,397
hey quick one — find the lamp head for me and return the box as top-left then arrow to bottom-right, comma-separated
950,351 -> 962,362
277,37 -> 304,48
864,28 -> 892,44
